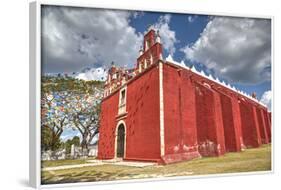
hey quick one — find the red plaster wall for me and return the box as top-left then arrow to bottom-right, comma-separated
268,112 -> 272,141
98,65 -> 161,161
97,94 -> 119,159
180,71 -> 200,155
231,98 -> 244,149
213,91 -> 226,155
269,112 -> 272,126
125,65 -> 161,161
256,108 -> 269,144
253,106 -> 262,145
99,61 -> 271,163
262,109 -> 271,142
219,92 -> 241,152
239,100 -> 261,148
162,64 -> 200,163
194,82 -> 225,157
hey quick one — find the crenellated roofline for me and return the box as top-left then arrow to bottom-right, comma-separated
164,54 -> 268,109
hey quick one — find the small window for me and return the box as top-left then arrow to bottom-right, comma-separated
145,40 -> 151,51
121,90 -> 125,105
147,40 -> 150,48
118,87 -> 127,114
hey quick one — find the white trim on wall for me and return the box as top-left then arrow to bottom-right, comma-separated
159,61 -> 165,156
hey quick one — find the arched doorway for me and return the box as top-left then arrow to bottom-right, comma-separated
116,124 -> 125,158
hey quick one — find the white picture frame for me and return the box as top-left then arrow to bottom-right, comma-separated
29,1 -> 274,189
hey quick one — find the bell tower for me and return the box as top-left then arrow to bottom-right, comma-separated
143,28 -> 156,51
136,27 -> 163,74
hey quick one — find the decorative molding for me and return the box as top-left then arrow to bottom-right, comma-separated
115,112 -> 128,121
118,86 -> 127,115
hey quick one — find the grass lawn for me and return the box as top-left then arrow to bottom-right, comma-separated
42,157 -> 96,168
41,144 -> 271,184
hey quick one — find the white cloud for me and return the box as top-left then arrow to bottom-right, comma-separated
42,6 -> 143,73
260,90 -> 272,111
188,15 -> 198,23
60,128 -> 98,143
75,67 -> 107,81
60,128 -> 80,142
132,11 -> 144,19
181,17 -> 271,84
153,14 -> 177,56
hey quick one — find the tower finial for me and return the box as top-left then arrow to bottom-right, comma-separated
251,92 -> 257,99
156,30 -> 161,43
139,45 -> 143,56
147,24 -> 153,31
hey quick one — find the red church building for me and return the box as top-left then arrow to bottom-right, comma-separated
97,28 -> 271,164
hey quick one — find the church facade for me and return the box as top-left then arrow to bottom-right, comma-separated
97,28 -> 271,164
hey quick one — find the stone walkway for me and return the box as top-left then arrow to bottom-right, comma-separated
42,159 -> 157,171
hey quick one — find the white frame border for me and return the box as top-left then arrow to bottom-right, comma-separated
29,0 -> 274,189
29,1 -> 41,189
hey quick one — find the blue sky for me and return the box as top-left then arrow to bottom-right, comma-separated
130,12 -> 210,59
130,12 -> 271,100
42,5 -> 272,113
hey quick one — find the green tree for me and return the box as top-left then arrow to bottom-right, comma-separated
41,125 -> 63,151
72,136 -> 80,146
41,92 -> 69,151
64,136 -> 81,154
41,76 -> 104,154
69,94 -> 101,153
